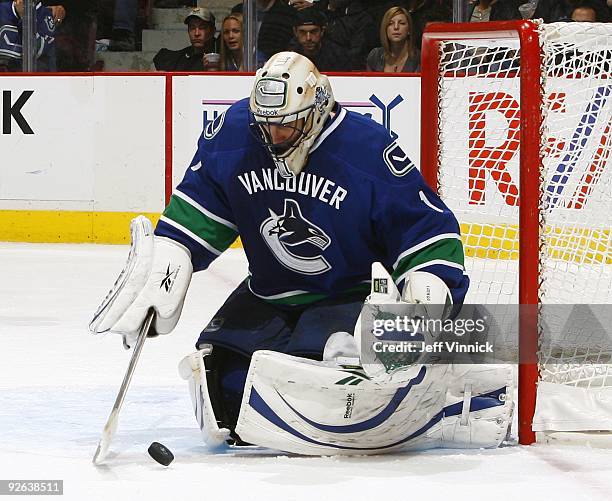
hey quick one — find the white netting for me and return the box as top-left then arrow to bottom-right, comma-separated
539,23 -> 612,305
539,23 -> 612,389
434,22 -> 612,393
437,36 -> 521,305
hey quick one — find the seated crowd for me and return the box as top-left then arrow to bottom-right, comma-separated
0,0 -> 610,72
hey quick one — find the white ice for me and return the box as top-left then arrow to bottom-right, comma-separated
2,243 -> 612,501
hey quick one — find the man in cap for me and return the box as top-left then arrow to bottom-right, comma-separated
153,7 -> 218,71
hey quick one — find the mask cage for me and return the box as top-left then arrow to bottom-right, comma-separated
249,105 -> 315,159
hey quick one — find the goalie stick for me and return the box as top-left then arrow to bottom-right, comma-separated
92,309 -> 155,465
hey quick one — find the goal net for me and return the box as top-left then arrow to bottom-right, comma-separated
420,20 -> 612,444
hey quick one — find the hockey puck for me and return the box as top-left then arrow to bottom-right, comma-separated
147,442 -> 174,466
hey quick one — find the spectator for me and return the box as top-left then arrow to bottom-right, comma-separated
407,0 -> 451,50
109,0 -> 137,51
0,0 -> 56,71
367,6 -> 419,72
571,3 -> 598,20
48,0 -> 97,71
362,0 -> 398,27
96,0 -> 137,52
323,0 -> 378,70
258,0 -> 299,61
570,0 -> 606,20
288,0 -> 316,10
468,0 -> 521,22
454,1 -> 520,72
219,13 -> 243,71
534,0 -> 609,22
42,2 -> 66,25
233,0 -> 298,63
153,7 -> 217,71
289,6 -> 351,71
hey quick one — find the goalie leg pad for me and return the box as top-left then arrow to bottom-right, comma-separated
178,346 -> 231,448
236,350 -> 450,455
440,364 -> 514,448
235,352 -> 514,455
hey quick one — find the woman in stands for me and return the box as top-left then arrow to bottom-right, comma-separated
366,6 -> 419,73
219,13 -> 243,71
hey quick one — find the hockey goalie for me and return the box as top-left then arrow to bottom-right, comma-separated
90,51 -> 513,455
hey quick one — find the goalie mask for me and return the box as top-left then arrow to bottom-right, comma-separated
249,52 -> 335,178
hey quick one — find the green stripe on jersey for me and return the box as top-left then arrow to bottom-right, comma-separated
251,281 -> 370,306
163,194 -> 238,253
392,238 -> 464,282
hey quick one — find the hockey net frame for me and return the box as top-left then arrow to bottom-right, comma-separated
420,20 -> 612,445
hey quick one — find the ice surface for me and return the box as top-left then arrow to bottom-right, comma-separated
1,243 -> 612,501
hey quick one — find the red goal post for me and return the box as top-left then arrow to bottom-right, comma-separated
420,20 -> 612,445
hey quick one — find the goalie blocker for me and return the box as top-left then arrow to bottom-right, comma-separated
89,215 -> 193,348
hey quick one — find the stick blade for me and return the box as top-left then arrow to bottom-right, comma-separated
92,410 -> 119,465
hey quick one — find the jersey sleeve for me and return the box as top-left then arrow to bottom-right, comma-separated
155,131 -> 239,272
372,168 -> 469,306
35,3 -> 55,58
0,2 -> 55,61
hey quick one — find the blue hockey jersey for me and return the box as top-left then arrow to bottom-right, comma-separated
156,98 -> 469,306
0,1 -> 55,64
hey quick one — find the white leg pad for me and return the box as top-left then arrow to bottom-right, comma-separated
440,364 -> 514,448
178,346 -> 231,448
235,350 -> 445,455
235,351 -> 514,455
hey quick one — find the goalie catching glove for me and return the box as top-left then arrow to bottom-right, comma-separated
356,262 -> 453,382
89,216 -> 193,348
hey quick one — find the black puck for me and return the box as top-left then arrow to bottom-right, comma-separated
148,442 -> 174,466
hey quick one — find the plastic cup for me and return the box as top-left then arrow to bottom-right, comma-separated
205,52 -> 221,71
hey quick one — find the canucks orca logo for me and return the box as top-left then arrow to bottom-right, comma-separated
260,199 -> 332,275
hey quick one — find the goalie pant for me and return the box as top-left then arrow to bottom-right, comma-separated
181,348 -> 514,454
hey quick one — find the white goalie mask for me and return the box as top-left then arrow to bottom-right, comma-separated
249,52 -> 335,178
